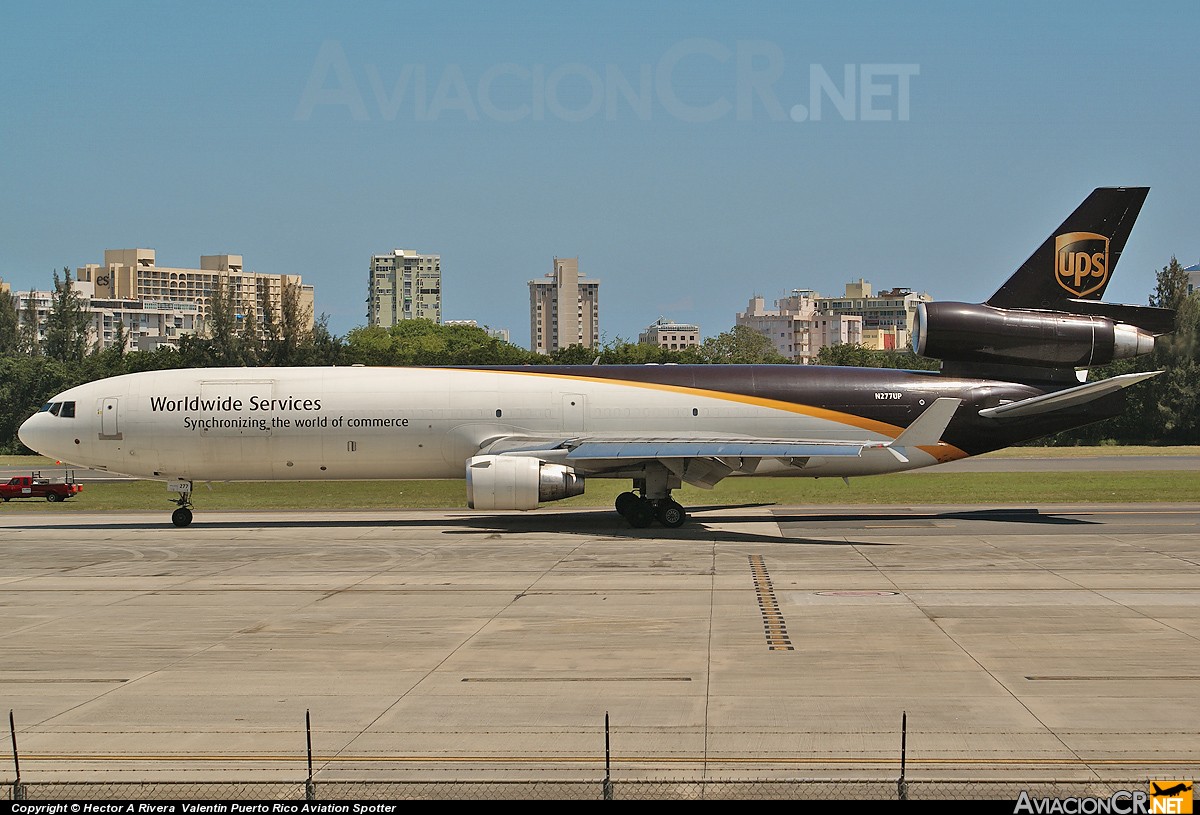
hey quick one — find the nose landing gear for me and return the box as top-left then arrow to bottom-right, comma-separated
169,481 -> 193,527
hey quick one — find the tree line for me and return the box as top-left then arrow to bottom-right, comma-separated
1,259 -> 1196,453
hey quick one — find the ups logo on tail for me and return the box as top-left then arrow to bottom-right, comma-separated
1055,231 -> 1110,297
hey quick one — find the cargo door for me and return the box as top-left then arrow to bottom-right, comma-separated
197,380 -> 275,478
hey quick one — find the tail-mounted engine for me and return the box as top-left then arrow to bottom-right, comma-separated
466,455 -> 585,510
914,302 -> 1159,370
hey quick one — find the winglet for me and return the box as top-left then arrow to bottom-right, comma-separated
891,398 -> 962,448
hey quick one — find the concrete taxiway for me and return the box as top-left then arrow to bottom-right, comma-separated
1,503 -> 1199,786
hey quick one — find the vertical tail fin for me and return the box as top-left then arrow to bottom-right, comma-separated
987,187 -> 1149,310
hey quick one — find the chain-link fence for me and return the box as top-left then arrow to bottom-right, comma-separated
5,711 -> 1195,802
5,777 -> 1186,801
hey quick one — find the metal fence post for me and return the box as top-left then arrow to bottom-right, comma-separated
10,710 -> 23,801
603,711 -> 613,800
305,709 -> 315,801
897,711 -> 908,801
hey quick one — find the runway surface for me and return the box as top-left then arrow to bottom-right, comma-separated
2,503 -> 1199,786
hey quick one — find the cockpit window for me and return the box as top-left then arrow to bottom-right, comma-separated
60,401 -> 76,418
39,403 -> 53,413
49,402 -> 62,416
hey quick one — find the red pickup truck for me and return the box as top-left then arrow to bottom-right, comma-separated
0,473 -> 83,502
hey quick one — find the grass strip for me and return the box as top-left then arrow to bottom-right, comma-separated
2,470 -> 1196,513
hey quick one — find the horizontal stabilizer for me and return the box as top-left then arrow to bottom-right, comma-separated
978,371 -> 1161,419
890,398 -> 961,448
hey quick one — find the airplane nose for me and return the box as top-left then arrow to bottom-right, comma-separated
17,412 -> 49,455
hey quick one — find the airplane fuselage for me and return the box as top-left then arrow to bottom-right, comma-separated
18,364 -> 1099,485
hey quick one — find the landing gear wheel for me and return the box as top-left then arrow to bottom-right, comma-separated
46,492 -> 63,502
627,501 -> 655,528
615,491 -> 639,517
171,507 -> 193,528
656,500 -> 686,528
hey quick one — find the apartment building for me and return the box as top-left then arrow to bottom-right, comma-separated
528,257 -> 600,354
76,249 -> 315,337
14,279 -> 200,351
737,292 -> 863,362
368,249 -> 442,327
814,279 -> 931,342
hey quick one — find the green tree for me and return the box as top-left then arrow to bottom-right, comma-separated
697,325 -> 789,364
296,312 -> 344,366
0,284 -> 19,354
344,320 -> 538,366
275,279 -> 313,365
240,305 -> 261,365
43,267 -> 91,363
549,343 -> 599,365
204,277 -> 244,366
1144,257 -> 1199,443
0,355 -> 78,453
111,316 -> 129,358
812,342 -> 939,370
258,287 -> 281,364
18,289 -> 41,356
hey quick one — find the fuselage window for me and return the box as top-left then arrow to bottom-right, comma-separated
496,409 -> 502,418
60,401 -> 76,418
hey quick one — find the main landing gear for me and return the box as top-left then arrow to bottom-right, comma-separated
614,490 -> 687,529
170,481 -> 194,528
614,467 -> 689,528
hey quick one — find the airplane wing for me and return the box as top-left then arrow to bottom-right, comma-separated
477,397 -> 963,488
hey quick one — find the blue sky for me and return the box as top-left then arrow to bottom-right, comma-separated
2,1 -> 1197,348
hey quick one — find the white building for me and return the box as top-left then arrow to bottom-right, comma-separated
15,279 -> 200,352
737,291 -> 863,363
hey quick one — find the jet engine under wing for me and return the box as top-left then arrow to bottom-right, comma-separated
978,371 -> 1161,419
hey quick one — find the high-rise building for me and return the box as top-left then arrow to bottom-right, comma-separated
368,249 -> 442,327
639,317 -> 701,350
75,249 -> 315,337
529,257 -> 600,354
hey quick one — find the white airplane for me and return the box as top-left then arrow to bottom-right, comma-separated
19,188 -> 1173,528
